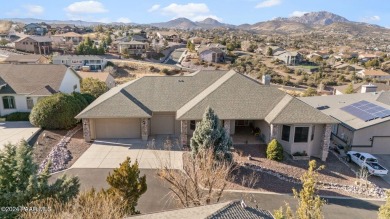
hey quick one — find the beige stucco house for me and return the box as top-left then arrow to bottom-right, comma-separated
300,92 -> 390,154
76,70 -> 338,160
0,64 -> 81,116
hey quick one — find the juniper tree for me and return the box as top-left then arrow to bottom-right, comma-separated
0,141 -> 80,218
106,157 -> 147,215
378,190 -> 390,219
190,107 -> 232,160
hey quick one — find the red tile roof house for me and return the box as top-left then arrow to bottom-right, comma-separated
76,70 -> 338,161
0,64 -> 81,116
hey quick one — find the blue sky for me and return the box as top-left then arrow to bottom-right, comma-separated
1,0 -> 390,27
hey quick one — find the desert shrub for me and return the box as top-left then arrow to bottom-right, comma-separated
5,112 -> 30,121
29,93 -> 84,129
266,139 -> 284,161
161,68 -> 169,74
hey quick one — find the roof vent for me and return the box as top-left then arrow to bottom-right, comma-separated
178,79 -> 184,82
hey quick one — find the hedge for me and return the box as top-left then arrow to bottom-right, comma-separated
4,112 -> 30,121
29,93 -> 88,129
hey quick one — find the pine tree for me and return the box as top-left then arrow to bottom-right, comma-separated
344,83 -> 355,94
106,157 -> 147,215
378,190 -> 390,219
190,107 -> 232,160
0,141 -> 79,218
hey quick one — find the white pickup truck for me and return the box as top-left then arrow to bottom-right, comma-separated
346,151 -> 388,176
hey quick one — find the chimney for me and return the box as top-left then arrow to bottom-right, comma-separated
361,83 -> 377,93
262,74 -> 271,86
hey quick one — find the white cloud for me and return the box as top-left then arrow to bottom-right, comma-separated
153,3 -> 221,22
362,15 -> 381,23
148,4 -> 160,12
23,4 -> 44,15
289,11 -> 308,17
256,0 -> 281,8
65,1 -> 108,14
117,17 -> 131,23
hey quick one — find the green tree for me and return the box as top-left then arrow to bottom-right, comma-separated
190,107 -> 232,160
266,139 -> 284,161
81,77 -> 109,98
302,87 -> 318,97
267,47 -> 273,56
0,39 -> 9,46
76,37 -> 105,55
344,83 -> 355,94
378,190 -> 390,219
106,157 -> 147,215
29,93 -> 85,129
274,160 -> 325,219
0,141 -> 79,218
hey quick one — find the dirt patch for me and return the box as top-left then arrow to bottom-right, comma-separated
31,129 -> 91,168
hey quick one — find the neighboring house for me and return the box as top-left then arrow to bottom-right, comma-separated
14,36 -> 52,54
357,69 -> 390,80
76,70 -> 337,161
131,34 -> 148,43
157,31 -> 180,42
307,51 -> 330,60
23,23 -> 47,36
358,54 -> 379,62
300,92 -> 390,154
333,83 -> 390,95
78,72 -> 116,88
131,200 -> 273,219
0,64 -> 81,116
266,46 -> 285,56
52,55 -> 107,71
117,41 -> 148,56
51,32 -> 83,45
196,43 -> 227,54
199,47 -> 226,63
3,55 -> 49,64
274,51 -> 302,66
189,37 -> 205,45
50,24 -> 79,34
333,63 -> 364,72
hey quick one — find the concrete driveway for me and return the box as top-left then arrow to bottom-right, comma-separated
0,121 -> 40,149
373,154 -> 390,184
71,138 -> 183,169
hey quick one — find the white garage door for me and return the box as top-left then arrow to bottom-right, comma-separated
95,118 -> 141,138
372,137 -> 390,154
151,114 -> 175,135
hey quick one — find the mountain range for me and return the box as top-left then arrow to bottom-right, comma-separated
2,11 -> 389,34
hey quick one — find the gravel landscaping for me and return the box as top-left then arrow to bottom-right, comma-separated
225,144 -> 388,198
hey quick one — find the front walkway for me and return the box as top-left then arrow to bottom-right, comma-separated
71,137 -> 183,169
0,121 -> 40,149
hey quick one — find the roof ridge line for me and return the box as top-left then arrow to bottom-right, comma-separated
266,94 -> 294,124
176,70 -> 236,119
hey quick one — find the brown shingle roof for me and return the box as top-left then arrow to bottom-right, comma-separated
0,64 -> 70,95
4,54 -> 46,63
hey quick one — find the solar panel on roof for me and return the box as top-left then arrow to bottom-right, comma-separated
341,100 -> 390,122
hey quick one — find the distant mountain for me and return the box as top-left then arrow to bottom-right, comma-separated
275,11 -> 350,26
150,17 -> 233,29
2,18 -> 104,26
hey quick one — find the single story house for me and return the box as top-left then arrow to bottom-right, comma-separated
51,32 -> 83,45
333,63 -> 364,72
131,200 -> 273,219
274,51 -> 302,66
357,69 -> 390,80
76,70 -> 338,161
2,54 -> 49,64
52,55 -> 107,71
300,92 -> 390,154
0,64 -> 81,116
50,24 -> 79,34
358,54 -> 379,62
199,47 -> 226,63
333,83 -> 390,95
14,36 -> 52,55
78,72 -> 116,88
157,31 -> 180,42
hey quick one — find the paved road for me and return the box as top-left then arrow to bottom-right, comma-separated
51,168 -> 383,219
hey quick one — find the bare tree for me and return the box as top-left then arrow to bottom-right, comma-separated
157,146 -> 234,208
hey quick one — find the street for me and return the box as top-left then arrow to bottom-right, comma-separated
51,168 -> 383,219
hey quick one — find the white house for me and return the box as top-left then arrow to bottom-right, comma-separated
0,64 -> 81,116
52,55 -> 108,71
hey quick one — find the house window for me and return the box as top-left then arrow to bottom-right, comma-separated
311,126 -> 315,141
281,125 -> 291,142
2,96 -> 16,109
190,120 -> 196,130
73,84 -> 78,91
294,127 -> 309,143
26,97 -> 34,109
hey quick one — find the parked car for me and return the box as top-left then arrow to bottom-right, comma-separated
346,151 -> 388,176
